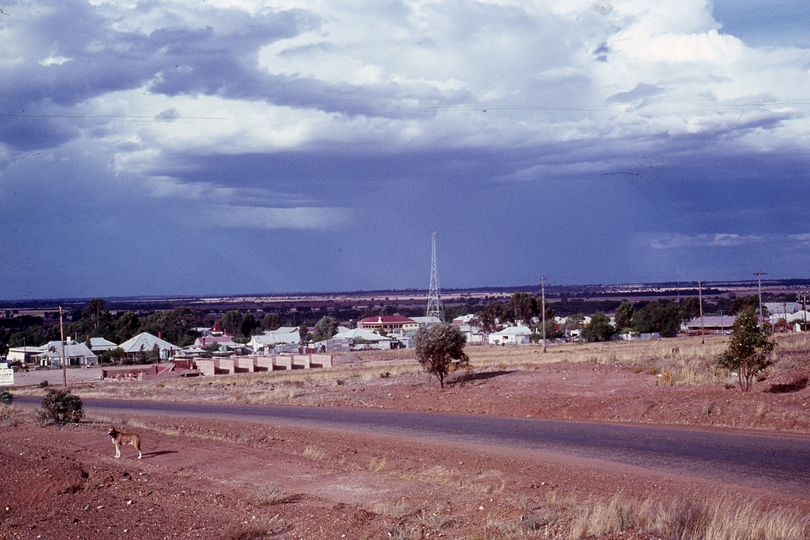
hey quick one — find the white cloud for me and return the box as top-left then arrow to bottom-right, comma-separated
649,233 -> 765,249
646,232 -> 810,250
40,55 -> 73,66
208,205 -> 350,230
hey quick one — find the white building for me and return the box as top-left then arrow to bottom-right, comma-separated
118,332 -> 180,361
488,326 -> 533,345
38,341 -> 99,367
248,330 -> 301,354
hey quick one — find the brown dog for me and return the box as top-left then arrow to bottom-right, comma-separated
108,427 -> 142,459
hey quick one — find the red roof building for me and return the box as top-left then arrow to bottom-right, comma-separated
357,315 -> 419,334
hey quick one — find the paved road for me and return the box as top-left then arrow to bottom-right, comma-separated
16,396 -> 810,498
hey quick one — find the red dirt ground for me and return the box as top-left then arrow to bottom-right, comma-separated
3,345 -> 810,539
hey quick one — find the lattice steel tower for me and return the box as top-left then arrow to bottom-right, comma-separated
426,231 -> 444,322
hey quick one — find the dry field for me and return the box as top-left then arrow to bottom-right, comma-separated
2,334 -> 810,539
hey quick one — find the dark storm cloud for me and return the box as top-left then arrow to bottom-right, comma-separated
0,0 -> 318,148
3,0 -> 810,300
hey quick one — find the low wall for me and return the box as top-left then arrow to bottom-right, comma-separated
195,360 -> 215,377
233,357 -> 255,373
190,354 -> 331,376
214,358 -> 234,375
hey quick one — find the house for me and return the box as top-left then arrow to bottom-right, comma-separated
764,302 -> 800,317
488,326 -> 533,345
358,315 -> 418,335
332,328 -> 393,350
7,346 -> 47,365
685,315 -> 737,335
410,316 -> 442,328
194,334 -> 240,350
37,341 -> 99,367
457,324 -> 485,343
452,314 -> 477,326
88,337 -> 118,356
248,330 -> 301,354
118,332 -> 180,361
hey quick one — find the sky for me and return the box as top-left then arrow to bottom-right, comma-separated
1,0 -> 809,300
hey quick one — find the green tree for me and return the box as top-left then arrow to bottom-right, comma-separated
219,310 -> 242,336
240,313 -> 259,337
150,343 -> 161,362
138,308 -> 204,347
298,322 -> 309,344
729,295 -> 764,316
632,301 -> 681,337
415,323 -> 469,389
262,313 -> 280,331
478,302 -> 507,332
509,292 -> 537,326
81,298 -> 111,335
115,311 -> 141,343
614,300 -> 634,332
582,312 -> 616,342
679,297 -> 702,323
716,309 -> 776,392
312,316 -> 339,342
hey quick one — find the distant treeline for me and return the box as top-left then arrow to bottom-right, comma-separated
0,290 -> 801,355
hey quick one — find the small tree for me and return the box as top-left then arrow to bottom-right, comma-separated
37,388 -> 84,426
614,300 -> 634,332
582,312 -> 615,342
415,323 -> 469,389
716,309 -> 776,392
0,388 -> 12,405
204,342 -> 220,358
298,322 -> 309,345
262,313 -> 281,332
312,316 -> 339,342
150,343 -> 161,362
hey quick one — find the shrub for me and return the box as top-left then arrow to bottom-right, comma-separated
716,309 -> 776,391
37,388 -> 84,426
39,380 -> 49,388
0,388 -> 12,405
415,323 -> 469,389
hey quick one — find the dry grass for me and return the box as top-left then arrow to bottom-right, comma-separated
302,445 -> 326,460
368,455 -> 387,472
565,493 -> 810,540
374,499 -> 414,519
463,490 -> 809,540
253,483 -> 294,506
222,514 -> 283,539
0,404 -> 23,426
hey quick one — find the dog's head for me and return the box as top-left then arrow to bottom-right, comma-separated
108,427 -> 118,438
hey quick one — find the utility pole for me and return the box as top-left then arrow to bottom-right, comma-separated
59,306 -> 67,388
754,271 -> 767,327
698,281 -> 705,345
540,276 -> 547,353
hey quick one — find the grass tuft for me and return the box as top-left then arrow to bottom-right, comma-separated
253,483 -> 295,506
